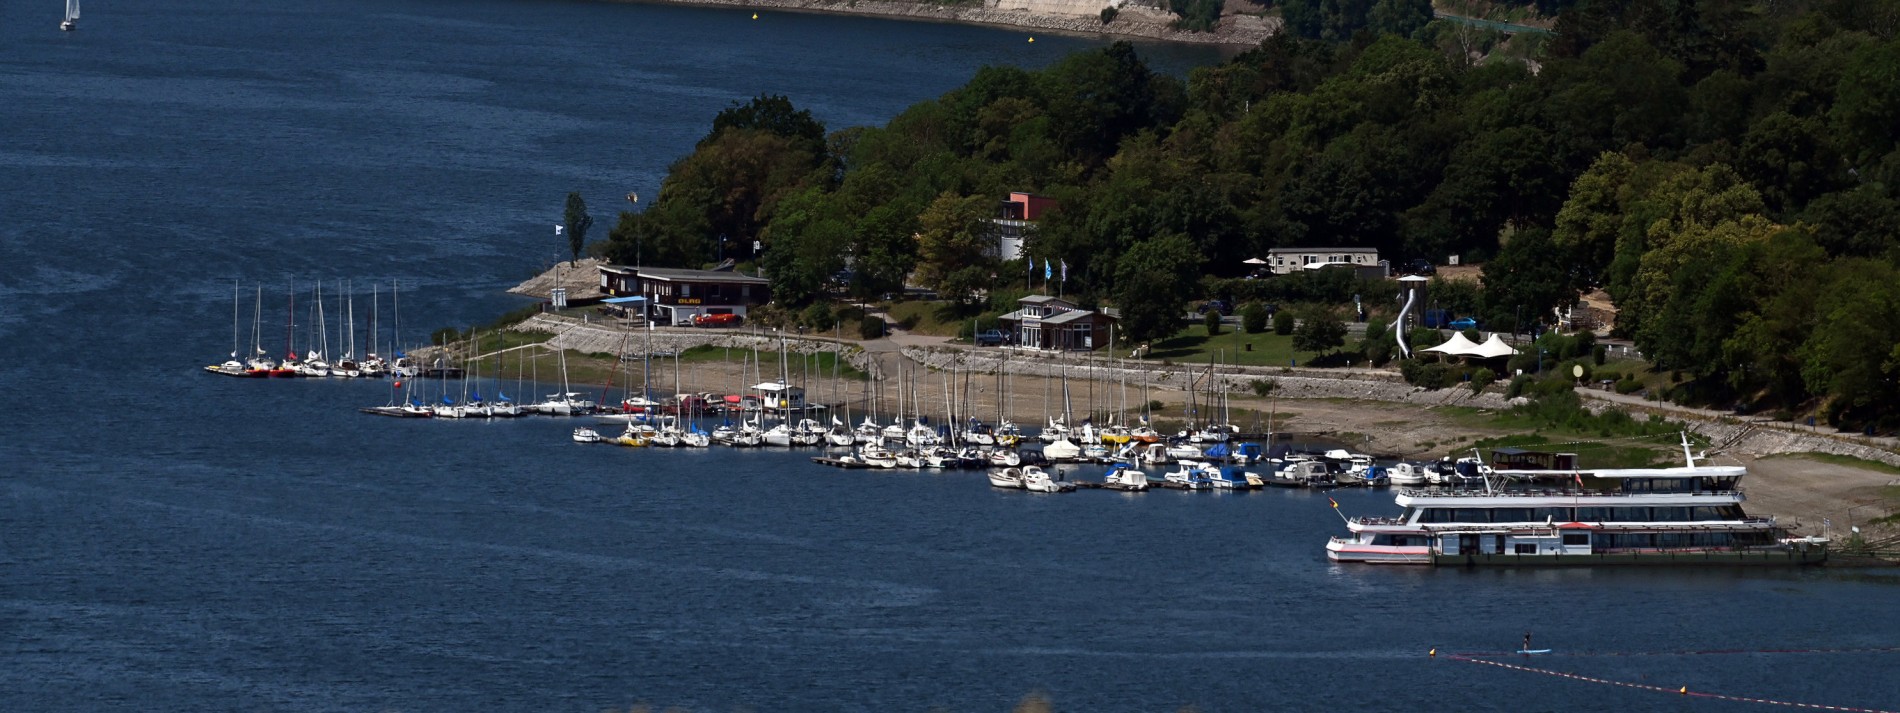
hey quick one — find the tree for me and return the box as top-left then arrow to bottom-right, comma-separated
1481,227 -> 1578,331
1241,302 -> 1269,333
1204,308 -> 1223,335
1367,0 -> 1432,38
1293,308 -> 1348,354
913,191 -> 998,307
1113,233 -> 1203,343
706,94 -> 829,158
563,192 -> 593,265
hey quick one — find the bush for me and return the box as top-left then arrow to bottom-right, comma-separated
1251,378 -> 1276,397
1470,367 -> 1497,394
1241,302 -> 1269,333
859,316 -> 886,340
1204,308 -> 1223,336
800,302 -> 835,332
1615,377 -> 1642,394
1400,360 -> 1457,390
1273,311 -> 1295,335
1100,6 -> 1118,23
1147,399 -> 1165,412
1504,374 -> 1534,399
1593,344 -> 1607,365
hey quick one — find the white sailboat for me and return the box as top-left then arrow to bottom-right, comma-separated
61,0 -> 78,31
205,280 -> 250,377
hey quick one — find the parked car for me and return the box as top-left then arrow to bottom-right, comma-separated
692,313 -> 743,327
1404,259 -> 1436,276
1196,299 -> 1233,316
1449,317 -> 1479,330
974,329 -> 1009,346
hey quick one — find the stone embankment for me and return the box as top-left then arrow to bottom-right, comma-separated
507,313 -> 884,377
898,345 -> 1520,410
627,0 -> 1279,46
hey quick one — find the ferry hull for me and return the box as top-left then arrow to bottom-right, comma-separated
1326,538 -> 1431,564
1432,548 -> 1828,567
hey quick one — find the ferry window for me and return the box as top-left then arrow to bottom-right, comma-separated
1651,507 -> 1691,522
1453,509 -> 1491,523
1656,533 -> 1692,548
1576,507 -> 1614,521
1562,533 -> 1590,546
1535,508 -> 1575,521
1514,544 -> 1538,554
1421,509 -> 1451,523
1611,507 -> 1650,520
1490,508 -> 1534,523
1720,505 -> 1745,519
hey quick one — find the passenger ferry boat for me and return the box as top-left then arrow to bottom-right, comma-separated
1326,436 -> 1828,566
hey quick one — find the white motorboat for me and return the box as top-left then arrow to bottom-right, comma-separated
763,423 -> 796,447
572,427 -> 602,443
1103,463 -> 1150,490
1166,442 -> 1204,461
1387,462 -> 1429,486
987,448 -> 1021,467
1043,437 -> 1081,462
1163,461 -> 1214,490
1023,466 -> 1076,493
987,467 -> 1026,489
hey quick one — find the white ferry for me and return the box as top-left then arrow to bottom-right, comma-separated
1326,436 -> 1828,566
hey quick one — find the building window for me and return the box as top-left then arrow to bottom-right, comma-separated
1562,533 -> 1590,546
681,284 -> 692,297
1514,543 -> 1539,555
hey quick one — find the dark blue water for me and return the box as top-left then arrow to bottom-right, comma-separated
5,1 -> 1900,711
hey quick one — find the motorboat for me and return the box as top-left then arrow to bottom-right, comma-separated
572,427 -> 602,444
1023,466 -> 1076,493
1043,437 -> 1081,462
1387,462 -> 1429,486
987,448 -> 1021,468
960,420 -> 996,446
1163,462 -> 1214,490
1165,441 -> 1203,461
1103,463 -> 1149,491
1130,425 -> 1163,443
988,466 -> 1026,489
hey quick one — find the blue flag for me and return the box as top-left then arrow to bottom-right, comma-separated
1044,259 -> 1052,280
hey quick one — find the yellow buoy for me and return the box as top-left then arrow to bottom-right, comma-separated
752,12 -> 759,19
1679,687 -> 1688,695
1428,648 -> 1436,657
1028,37 -> 1035,43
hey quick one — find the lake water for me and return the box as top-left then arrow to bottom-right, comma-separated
5,1 -> 1900,711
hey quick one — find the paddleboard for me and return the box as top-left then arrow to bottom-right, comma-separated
1517,649 -> 1553,655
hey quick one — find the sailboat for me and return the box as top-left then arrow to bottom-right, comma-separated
205,280 -> 252,376
244,284 -> 278,375
60,0 -> 78,31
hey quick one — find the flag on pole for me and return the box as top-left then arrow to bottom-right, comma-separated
554,224 -> 564,235
1060,259 -> 1068,283
1328,495 -> 1339,509
1573,472 -> 1584,488
1044,259 -> 1052,280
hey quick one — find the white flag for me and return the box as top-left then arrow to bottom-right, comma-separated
554,224 -> 564,235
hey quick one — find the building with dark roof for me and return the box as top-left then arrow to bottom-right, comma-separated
996,295 -> 1116,351
598,264 -> 771,325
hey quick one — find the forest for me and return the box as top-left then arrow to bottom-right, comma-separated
596,0 -> 1900,428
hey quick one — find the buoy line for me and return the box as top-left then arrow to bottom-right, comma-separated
1448,654 -> 1899,713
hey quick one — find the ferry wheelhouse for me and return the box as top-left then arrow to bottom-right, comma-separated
1326,438 -> 1827,566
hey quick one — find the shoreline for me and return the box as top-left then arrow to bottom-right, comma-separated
614,0 -> 1279,47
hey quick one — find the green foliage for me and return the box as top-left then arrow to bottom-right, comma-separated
1168,0 -> 1223,32
1592,343 -> 1607,366
1241,302 -> 1269,333
858,316 -> 886,340
1204,308 -> 1223,335
1251,378 -> 1276,396
913,191 -> 1000,306
1400,359 -> 1458,390
799,302 -> 836,332
1470,366 -> 1497,394
1113,233 -> 1203,343
562,192 -> 593,265
1100,6 -> 1118,24
1273,311 -> 1295,336
622,5 -> 1900,425
1292,308 -> 1347,354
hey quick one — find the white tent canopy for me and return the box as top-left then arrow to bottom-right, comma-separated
1469,334 -> 1521,358
1421,331 -> 1483,356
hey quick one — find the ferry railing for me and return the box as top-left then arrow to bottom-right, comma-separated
1398,487 -> 1743,499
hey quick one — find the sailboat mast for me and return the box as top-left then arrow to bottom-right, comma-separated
230,279 -> 240,358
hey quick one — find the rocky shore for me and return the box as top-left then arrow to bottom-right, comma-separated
617,0 -> 1279,46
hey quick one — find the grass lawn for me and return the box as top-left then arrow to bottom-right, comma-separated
881,300 -> 971,337
1140,325 -> 1327,367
